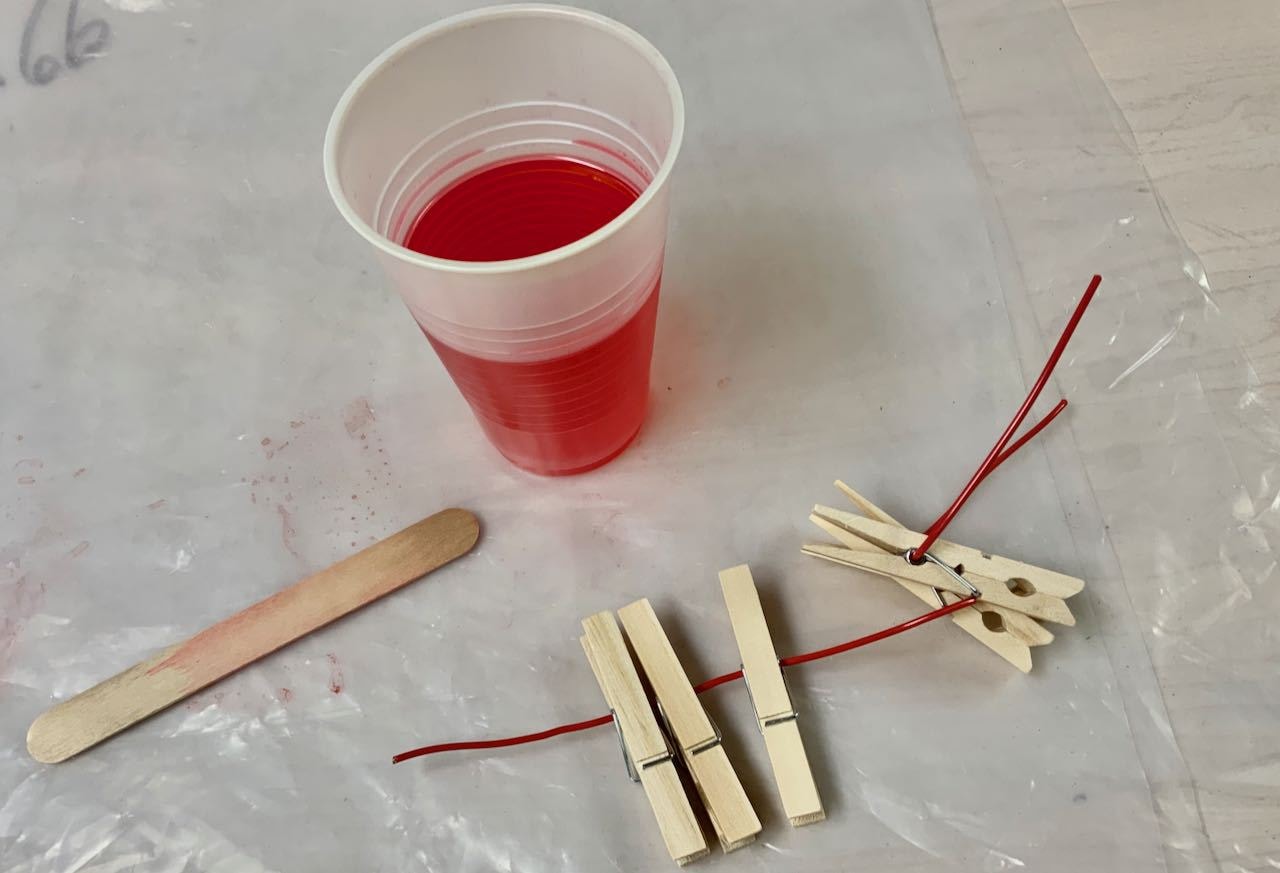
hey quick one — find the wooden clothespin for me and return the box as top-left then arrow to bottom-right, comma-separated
618,599 -> 762,852
803,482 -> 1084,672
830,481 -> 1054,651
581,611 -> 710,866
718,565 -> 825,826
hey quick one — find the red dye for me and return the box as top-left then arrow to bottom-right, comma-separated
404,157 -> 656,475
405,157 -> 639,261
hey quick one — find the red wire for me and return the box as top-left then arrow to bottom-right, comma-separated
391,275 -> 1101,766
909,275 -> 1101,561
392,595 -> 978,764
692,669 -> 743,694
779,595 -> 976,666
977,398 -> 1068,488
392,714 -> 615,764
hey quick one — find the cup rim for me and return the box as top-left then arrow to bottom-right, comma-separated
323,3 -> 685,277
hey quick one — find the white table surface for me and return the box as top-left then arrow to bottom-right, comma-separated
2,1 -> 1273,870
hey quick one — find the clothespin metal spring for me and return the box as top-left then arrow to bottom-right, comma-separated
905,548 -> 982,598
652,697 -> 724,758
611,707 -> 676,783
740,660 -> 800,731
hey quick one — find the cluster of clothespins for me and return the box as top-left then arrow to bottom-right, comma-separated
580,565 -> 825,864
805,481 -> 1084,672
394,277 -> 1102,866
575,480 -> 1085,865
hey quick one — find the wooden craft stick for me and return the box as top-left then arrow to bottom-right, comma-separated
808,513 -> 1075,626
812,505 -> 1085,599
718,565 -> 824,827
581,612 -> 709,867
27,508 -> 481,764
618,599 -> 761,852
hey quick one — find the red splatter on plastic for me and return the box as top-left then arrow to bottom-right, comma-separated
277,504 -> 301,559
148,498 -> 167,510
73,467 -> 87,477
343,398 -> 376,437
279,687 -> 294,703
0,575 -> 46,678
68,541 -> 90,559
326,653 -> 344,694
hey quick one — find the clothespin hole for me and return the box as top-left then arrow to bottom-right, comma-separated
980,611 -> 1006,633
1004,578 -> 1036,597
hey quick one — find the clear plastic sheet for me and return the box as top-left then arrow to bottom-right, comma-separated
1,1 -> 1272,871
933,2 -> 1280,870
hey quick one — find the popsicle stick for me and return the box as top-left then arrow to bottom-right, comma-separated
27,508 -> 481,764
808,514 -> 1075,625
619,599 -> 761,852
581,612 -> 709,867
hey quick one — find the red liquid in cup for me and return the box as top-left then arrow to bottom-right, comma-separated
404,157 -> 659,475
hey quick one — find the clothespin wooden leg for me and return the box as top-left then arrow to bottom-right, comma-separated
581,611 -> 710,866
834,480 -> 905,527
619,599 -> 762,852
718,565 -> 825,827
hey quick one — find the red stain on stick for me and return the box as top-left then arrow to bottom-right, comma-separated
31,509 -> 481,763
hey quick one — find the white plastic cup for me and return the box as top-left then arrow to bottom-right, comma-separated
324,4 -> 684,475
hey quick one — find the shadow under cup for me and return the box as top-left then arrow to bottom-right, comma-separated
323,5 -> 685,475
